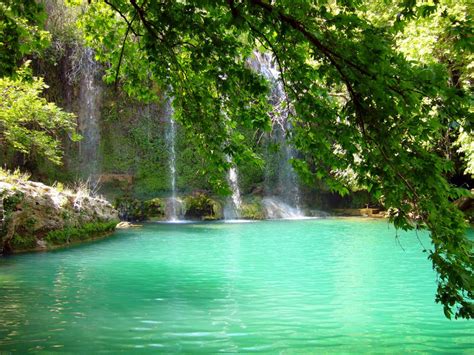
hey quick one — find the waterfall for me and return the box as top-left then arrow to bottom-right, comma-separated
78,47 -> 101,182
164,96 -> 179,221
249,52 -> 303,218
224,160 -> 242,220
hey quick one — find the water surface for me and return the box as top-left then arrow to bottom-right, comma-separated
1,219 -> 472,352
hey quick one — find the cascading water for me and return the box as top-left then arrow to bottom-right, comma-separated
78,47 -> 101,182
224,159 -> 242,220
249,52 -> 303,218
164,97 -> 179,221
221,108 -> 243,220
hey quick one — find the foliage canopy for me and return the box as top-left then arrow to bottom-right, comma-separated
78,0 -> 473,319
0,63 -> 79,164
0,0 -> 50,76
0,0 -> 471,319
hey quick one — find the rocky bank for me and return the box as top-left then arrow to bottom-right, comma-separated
0,176 -> 119,254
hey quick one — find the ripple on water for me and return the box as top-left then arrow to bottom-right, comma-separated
0,219 -> 473,353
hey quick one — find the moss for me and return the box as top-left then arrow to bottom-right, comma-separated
45,221 -> 118,245
240,201 -> 265,220
33,155 -> 76,185
144,197 -> 165,219
114,197 -> 147,221
184,193 -> 222,220
25,217 -> 37,232
10,234 -> 36,249
3,191 -> 24,211
133,166 -> 169,198
1,191 -> 25,248
113,196 -> 167,221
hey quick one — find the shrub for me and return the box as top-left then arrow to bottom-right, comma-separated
184,193 -> 222,220
45,221 -> 117,245
240,201 -> 265,220
144,197 -> 165,218
10,234 -> 36,249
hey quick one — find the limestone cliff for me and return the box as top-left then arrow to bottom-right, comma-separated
0,176 -> 119,254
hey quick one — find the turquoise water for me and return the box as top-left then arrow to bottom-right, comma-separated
0,219 -> 472,352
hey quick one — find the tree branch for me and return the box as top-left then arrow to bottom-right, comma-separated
104,0 -> 140,37
114,13 -> 137,90
249,0 -> 374,78
129,0 -> 157,39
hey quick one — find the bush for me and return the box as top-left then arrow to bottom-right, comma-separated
0,63 -> 79,165
240,201 -> 265,220
144,197 -> 165,218
10,234 -> 36,249
45,221 -> 117,245
184,193 -> 222,220
114,197 -> 146,221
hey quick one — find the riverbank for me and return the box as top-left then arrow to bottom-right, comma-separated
0,172 -> 119,254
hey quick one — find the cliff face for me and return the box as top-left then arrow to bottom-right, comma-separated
0,176 -> 118,254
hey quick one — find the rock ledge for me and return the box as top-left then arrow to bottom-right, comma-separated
0,176 -> 119,254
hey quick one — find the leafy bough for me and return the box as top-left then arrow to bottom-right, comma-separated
83,0 -> 472,318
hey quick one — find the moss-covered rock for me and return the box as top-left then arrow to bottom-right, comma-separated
10,234 -> 37,250
114,197 -> 167,221
45,221 -> 118,245
0,174 -> 119,254
114,197 -> 147,221
184,192 -> 222,220
240,200 -> 266,220
144,197 -> 166,220
454,190 -> 474,223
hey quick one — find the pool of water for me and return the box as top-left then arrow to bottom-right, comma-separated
0,219 -> 472,352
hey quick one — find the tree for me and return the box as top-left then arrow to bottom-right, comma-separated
361,0 -> 473,181
0,0 -> 50,76
80,0 -> 472,318
0,63 -> 80,165
0,0 -> 79,166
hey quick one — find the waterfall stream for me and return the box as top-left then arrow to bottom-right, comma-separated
224,160 -> 242,220
164,97 -> 179,221
78,48 -> 101,182
249,52 -> 304,218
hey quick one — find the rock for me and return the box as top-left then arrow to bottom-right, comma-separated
453,195 -> 473,212
144,198 -> 167,219
251,185 -> 265,196
240,200 -> 266,220
332,208 -> 387,218
98,174 -> 133,184
0,176 -> 119,254
454,190 -> 474,223
36,239 -> 47,249
114,197 -> 146,221
360,208 -> 381,216
184,192 -> 222,220
116,221 -> 142,229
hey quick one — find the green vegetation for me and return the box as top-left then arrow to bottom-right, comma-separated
143,198 -> 166,219
80,0 -> 472,319
45,221 -> 117,245
184,193 -> 222,220
0,168 -> 31,182
0,1 -> 79,167
240,200 -> 266,220
0,64 -> 80,164
0,0 -> 50,76
0,0 -> 471,319
114,197 -> 167,221
10,234 -> 36,250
